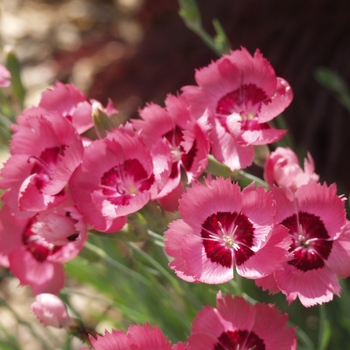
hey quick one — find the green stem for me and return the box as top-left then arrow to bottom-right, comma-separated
318,304 -> 331,350
205,154 -> 238,178
126,241 -> 183,294
229,274 -> 243,296
84,241 -> 151,286
189,24 -> 224,57
147,229 -> 165,241
178,0 -> 230,57
237,170 -> 268,188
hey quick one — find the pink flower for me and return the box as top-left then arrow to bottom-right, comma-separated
182,47 -> 293,171
0,202 -> 87,295
189,291 -> 296,350
256,182 -> 350,307
69,125 -> 171,232
31,196 -> 87,247
31,293 -> 73,328
0,64 -> 11,87
38,82 -> 117,134
81,324 -> 190,350
0,111 -> 83,217
133,94 -> 210,211
39,81 -> 117,134
264,147 -> 319,192
164,177 -> 291,284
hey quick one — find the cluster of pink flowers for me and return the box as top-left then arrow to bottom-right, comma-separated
0,72 -> 211,293
1,45 -> 350,348
31,291 -> 296,350
0,82 -> 92,294
165,171 -> 350,307
182,47 -> 293,170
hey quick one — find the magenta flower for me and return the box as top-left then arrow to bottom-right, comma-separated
189,292 -> 296,350
0,64 -> 11,87
182,47 -> 293,171
69,125 -> 171,232
0,202 -> 87,295
0,111 -> 83,217
22,82 -> 117,135
264,147 -> 319,192
256,182 -> 350,307
31,293 -> 74,328
38,81 -> 117,134
81,324 -> 190,350
164,177 -> 291,284
133,94 -> 210,211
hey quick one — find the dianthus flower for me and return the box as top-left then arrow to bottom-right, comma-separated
189,291 -> 296,350
0,110 -> 84,217
256,181 -> 350,307
133,94 -> 210,211
38,81 -> 117,134
81,324 -> 190,350
182,47 -> 293,171
164,177 -> 291,284
264,147 -> 319,192
69,125 -> 171,232
0,201 -> 87,295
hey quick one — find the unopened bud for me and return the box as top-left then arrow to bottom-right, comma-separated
31,293 -> 74,328
92,101 -> 115,138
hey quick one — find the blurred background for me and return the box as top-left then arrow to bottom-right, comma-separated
1,0 -> 350,348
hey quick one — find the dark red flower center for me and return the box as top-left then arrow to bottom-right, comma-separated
29,145 -> 67,191
201,211 -> 255,268
22,216 -> 62,262
163,126 -> 197,178
281,211 -> 333,271
216,83 -> 268,119
100,158 -> 154,206
215,329 -> 265,350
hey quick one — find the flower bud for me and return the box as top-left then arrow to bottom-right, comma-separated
31,293 -> 73,328
264,147 -> 319,192
92,101 -> 115,138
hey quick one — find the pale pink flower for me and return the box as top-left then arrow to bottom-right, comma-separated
0,64 -> 11,87
264,147 -> 319,192
256,182 -> 350,307
31,293 -> 73,328
0,202 -> 87,295
69,125 -> 171,232
164,177 -> 291,284
189,291 -> 296,350
0,111 -> 84,217
32,196 -> 87,246
133,94 -> 210,211
182,47 -> 293,171
81,324 -> 190,350
38,81 -> 117,134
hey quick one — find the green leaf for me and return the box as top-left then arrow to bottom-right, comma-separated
314,67 -> 350,113
177,0 -> 231,56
